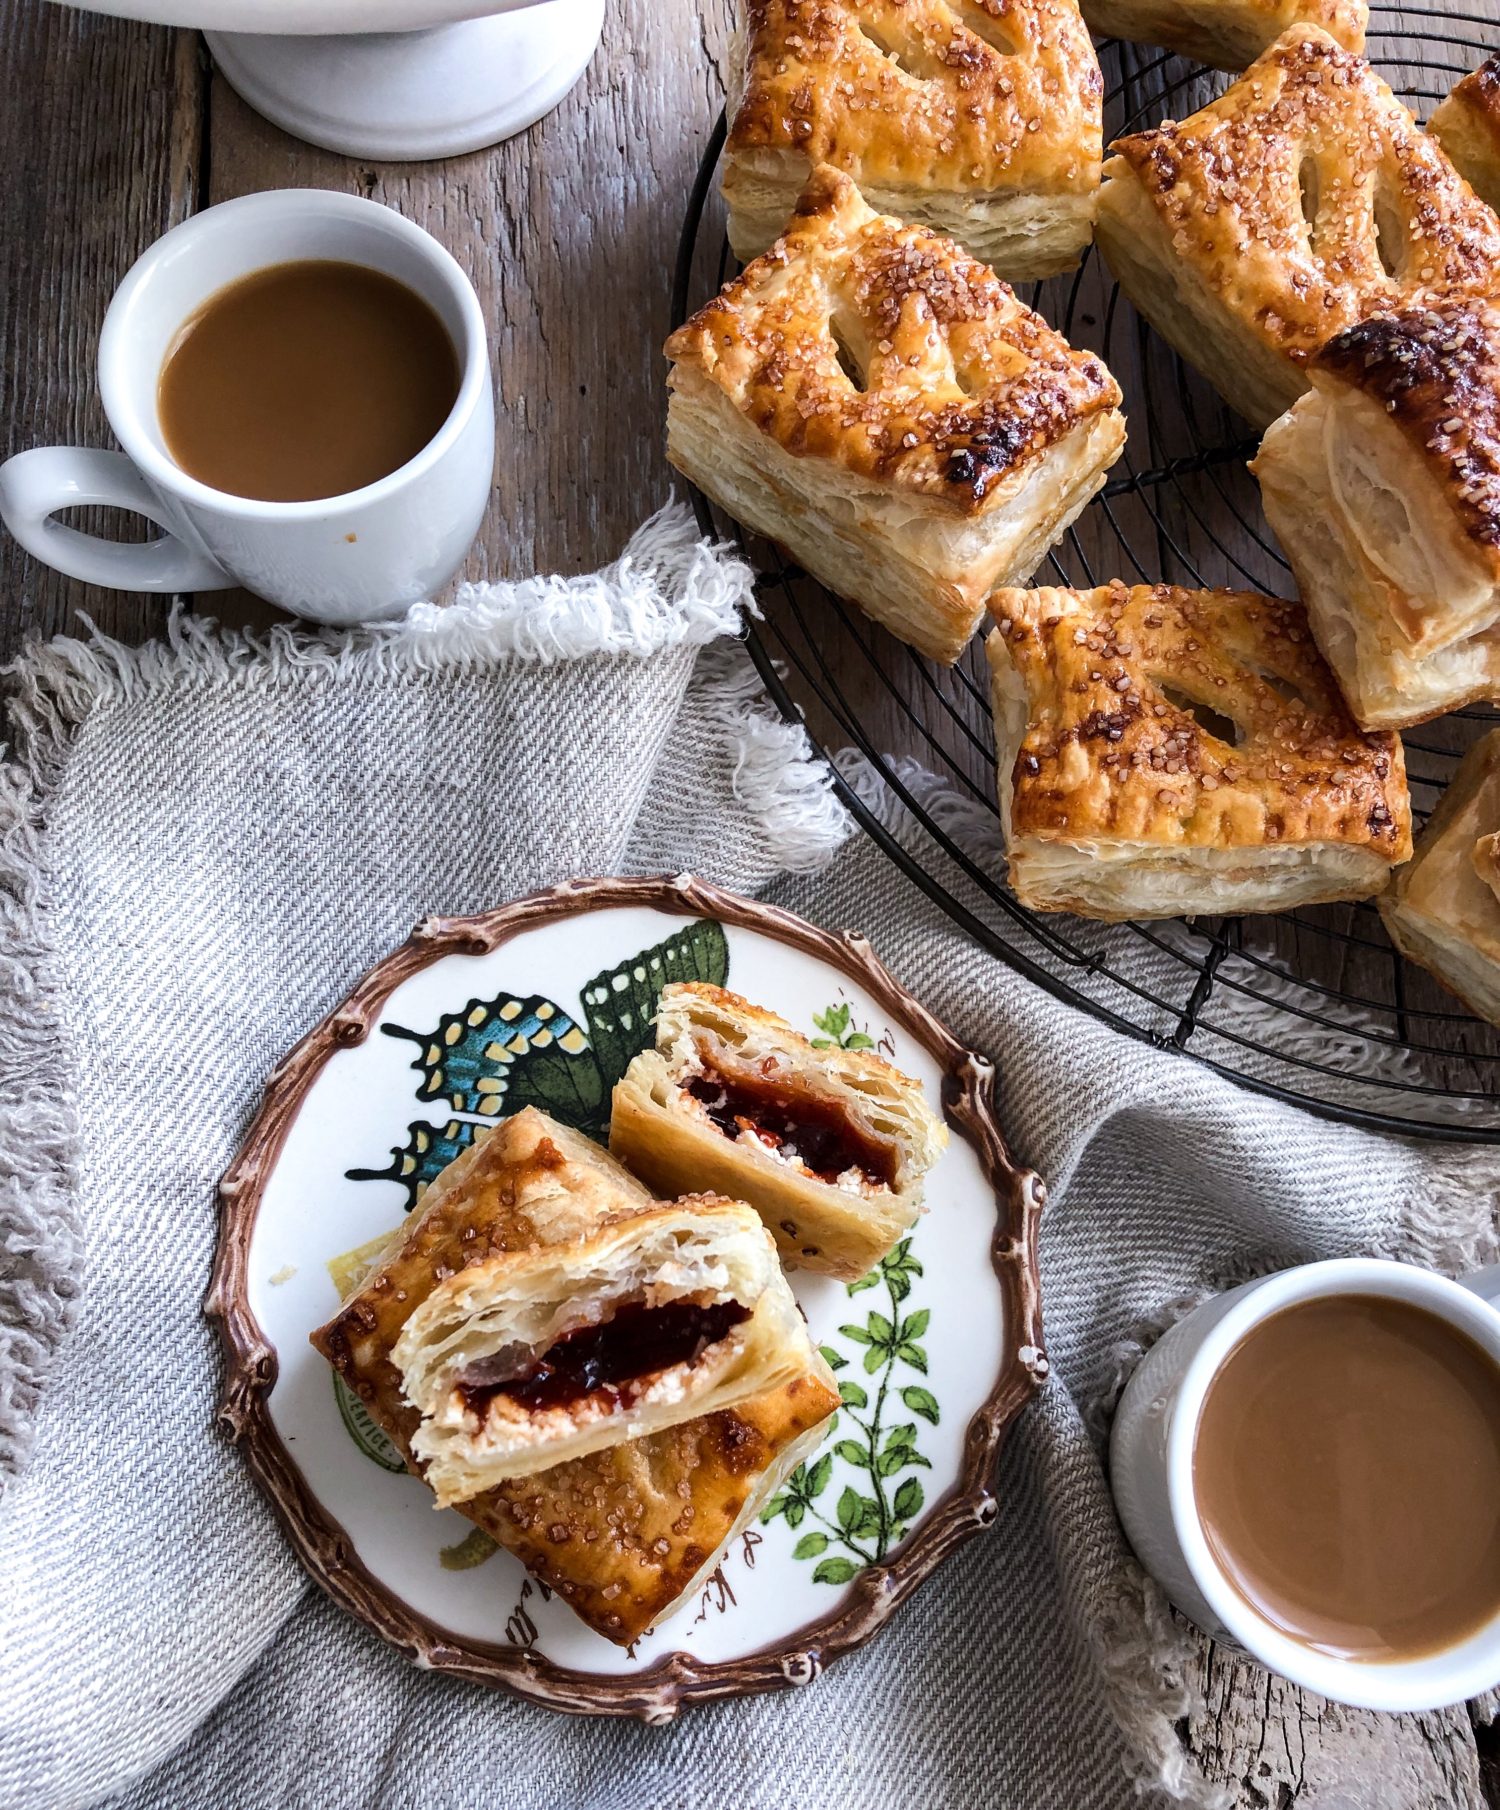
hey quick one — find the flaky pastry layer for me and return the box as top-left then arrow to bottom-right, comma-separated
1380,730 -> 1500,1026
1429,54 -> 1500,214
1254,316 -> 1500,729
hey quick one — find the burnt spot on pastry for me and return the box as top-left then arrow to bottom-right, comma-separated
1313,299 -> 1500,559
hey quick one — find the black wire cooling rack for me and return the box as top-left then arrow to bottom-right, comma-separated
672,13 -> 1500,1141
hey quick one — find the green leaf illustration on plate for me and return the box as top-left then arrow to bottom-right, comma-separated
759,1237 -> 937,1579
346,919 -> 729,1204
809,1000 -> 877,1052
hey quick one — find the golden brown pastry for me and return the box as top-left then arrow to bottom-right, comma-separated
610,982 -> 947,1282
1096,27 -> 1500,428
1380,730 -> 1500,1027
1078,0 -> 1364,70
985,582 -> 1413,919
313,1108 -> 828,1507
665,165 -> 1125,664
722,0 -> 1102,277
1429,54 -> 1500,213
1252,299 -> 1500,729
316,1108 -> 838,1645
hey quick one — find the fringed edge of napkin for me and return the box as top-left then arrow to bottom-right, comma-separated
0,502 -> 788,1492
694,644 -> 852,873
0,756 -> 81,1490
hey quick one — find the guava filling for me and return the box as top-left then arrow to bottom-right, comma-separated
455,1297 -> 751,1416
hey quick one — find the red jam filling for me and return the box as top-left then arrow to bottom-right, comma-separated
684,1066 -> 896,1188
456,1297 -> 750,1416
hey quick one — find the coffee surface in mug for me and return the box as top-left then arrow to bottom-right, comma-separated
1193,1294 -> 1500,1662
157,261 -> 460,503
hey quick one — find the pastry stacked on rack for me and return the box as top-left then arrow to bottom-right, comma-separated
1095,26 -> 1500,427
666,166 -> 1125,663
1253,299 -> 1500,728
312,991 -> 947,1643
1430,52 -> 1500,212
721,0 -> 1105,275
670,5 -> 1500,991
985,582 -> 1411,918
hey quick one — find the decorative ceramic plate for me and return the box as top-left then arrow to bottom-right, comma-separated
209,875 -> 1046,1719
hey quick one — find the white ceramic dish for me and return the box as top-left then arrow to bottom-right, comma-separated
209,875 -> 1047,1718
51,0 -> 605,160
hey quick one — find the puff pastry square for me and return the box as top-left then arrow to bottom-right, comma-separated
609,983 -> 948,1282
316,1108 -> 837,1644
722,0 -> 1102,277
1380,730 -> 1500,1027
665,166 -> 1125,663
1429,54 -> 1500,214
1253,299 -> 1500,729
985,582 -> 1413,918
313,1108 -> 825,1507
1078,0 -> 1364,71
1096,26 -> 1500,428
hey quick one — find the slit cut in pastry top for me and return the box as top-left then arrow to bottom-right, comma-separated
455,1295 -> 752,1417
680,1062 -> 900,1193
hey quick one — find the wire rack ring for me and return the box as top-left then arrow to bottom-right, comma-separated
672,15 -> 1500,1142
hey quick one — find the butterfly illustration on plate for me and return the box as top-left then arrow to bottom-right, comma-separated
346,917 -> 730,1210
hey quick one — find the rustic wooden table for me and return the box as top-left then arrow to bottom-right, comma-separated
3,1 -> 1499,1803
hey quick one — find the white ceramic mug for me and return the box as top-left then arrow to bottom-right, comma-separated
0,189 -> 494,625
1110,1256 -> 1500,1712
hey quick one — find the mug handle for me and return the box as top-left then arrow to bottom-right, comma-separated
0,447 -> 236,592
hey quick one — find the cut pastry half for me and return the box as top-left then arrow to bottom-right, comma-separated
665,164 -> 1125,665
1077,0 -> 1364,71
1096,26 -> 1500,428
985,582 -> 1413,920
722,0 -> 1102,277
1252,298 -> 1500,729
609,982 -> 948,1282
315,1107 -> 838,1645
1380,730 -> 1500,1027
1429,54 -> 1500,214
312,1107 -> 827,1508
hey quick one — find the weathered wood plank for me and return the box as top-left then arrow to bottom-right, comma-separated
0,12 -> 203,663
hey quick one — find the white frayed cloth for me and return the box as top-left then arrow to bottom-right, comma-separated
1,504 -> 1497,1810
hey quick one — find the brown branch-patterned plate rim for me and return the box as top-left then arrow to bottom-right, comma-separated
206,872 -> 1048,1721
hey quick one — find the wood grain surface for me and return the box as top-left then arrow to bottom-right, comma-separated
2,0 -> 1498,1802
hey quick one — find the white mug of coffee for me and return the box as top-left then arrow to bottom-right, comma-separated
1111,1257 -> 1500,1712
0,189 -> 494,625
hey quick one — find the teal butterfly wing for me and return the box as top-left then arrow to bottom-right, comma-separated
346,918 -> 730,1204
345,1118 -> 481,1212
